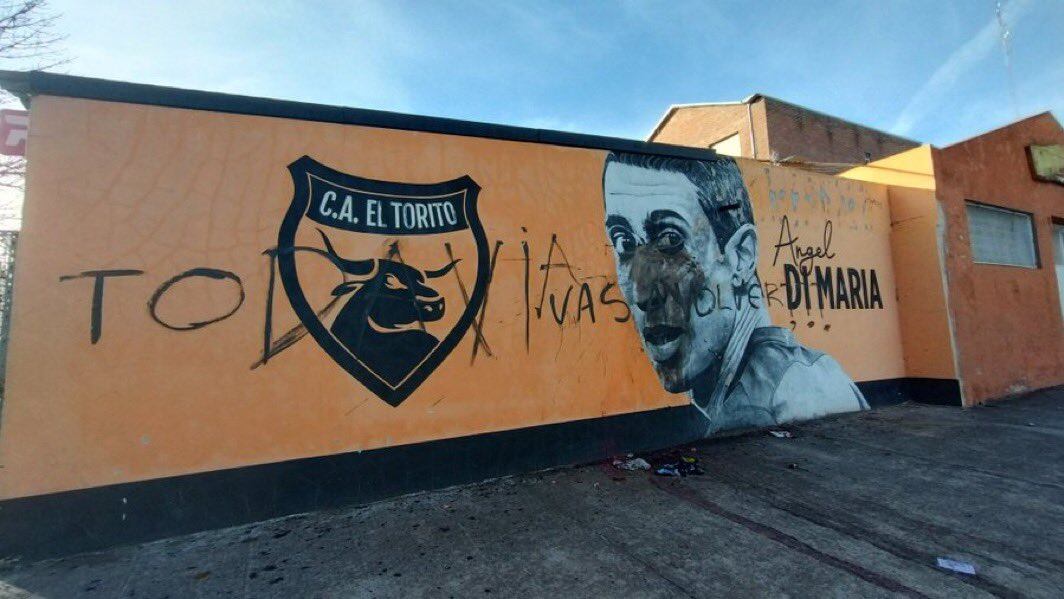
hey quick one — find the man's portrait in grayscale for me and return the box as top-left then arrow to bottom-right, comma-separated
602,152 -> 868,433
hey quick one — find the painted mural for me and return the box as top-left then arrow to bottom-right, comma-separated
0,94 -> 910,503
602,153 -> 867,433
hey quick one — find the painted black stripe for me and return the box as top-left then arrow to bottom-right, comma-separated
859,377 -> 962,407
3,70 -> 722,162
0,378 -> 945,560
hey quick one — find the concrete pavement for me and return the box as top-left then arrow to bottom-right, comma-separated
2,387 -> 1063,598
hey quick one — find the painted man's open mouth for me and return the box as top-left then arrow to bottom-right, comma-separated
642,324 -> 683,363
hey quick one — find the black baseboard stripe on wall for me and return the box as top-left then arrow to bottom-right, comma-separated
0,404 -> 708,561
0,377 -> 954,560
859,377 -> 962,407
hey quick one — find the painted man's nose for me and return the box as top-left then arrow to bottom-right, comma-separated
635,287 -> 665,312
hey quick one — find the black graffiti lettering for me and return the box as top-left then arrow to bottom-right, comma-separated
251,296 -> 342,370
821,221 -> 835,262
772,215 -> 835,274
869,270 -> 883,309
772,215 -> 794,267
262,249 -> 277,364
835,270 -> 850,309
763,282 -> 784,308
782,263 -> 883,313
471,240 -> 504,363
59,269 -> 144,344
815,267 -> 835,310
773,215 -> 887,313
534,235 -> 552,319
535,233 -> 580,318
783,264 -> 802,311
847,268 -> 863,309
148,268 -> 245,331
576,283 -> 596,323
599,282 -> 631,323
860,268 -> 869,307
252,245 -> 345,370
695,284 -> 720,317
748,282 -> 764,310
522,235 -> 531,351
551,278 -> 636,324
801,269 -> 811,312
444,242 -> 492,356
548,286 -> 573,325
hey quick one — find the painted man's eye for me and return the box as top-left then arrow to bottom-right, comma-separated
384,273 -> 407,290
610,230 -> 637,256
654,228 -> 684,254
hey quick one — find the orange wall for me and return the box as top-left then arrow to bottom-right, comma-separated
885,186 -> 956,380
0,96 -> 905,499
738,163 -> 906,382
840,146 -> 958,382
934,114 -> 1064,404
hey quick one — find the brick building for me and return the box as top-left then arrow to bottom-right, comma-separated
649,94 -> 920,173
843,112 -> 1064,405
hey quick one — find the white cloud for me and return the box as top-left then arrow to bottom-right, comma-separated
944,61 -> 1064,145
890,0 -> 1035,136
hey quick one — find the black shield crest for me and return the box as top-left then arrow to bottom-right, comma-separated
277,156 -> 488,406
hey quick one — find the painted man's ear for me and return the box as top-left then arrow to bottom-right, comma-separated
724,224 -> 759,285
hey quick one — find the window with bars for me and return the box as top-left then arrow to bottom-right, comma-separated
965,202 -> 1038,268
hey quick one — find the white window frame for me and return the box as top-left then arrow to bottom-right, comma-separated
965,201 -> 1040,269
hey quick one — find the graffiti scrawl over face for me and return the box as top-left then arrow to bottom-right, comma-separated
602,153 -> 869,432
603,162 -> 739,393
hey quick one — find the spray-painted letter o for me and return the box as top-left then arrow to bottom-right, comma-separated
148,268 -> 245,331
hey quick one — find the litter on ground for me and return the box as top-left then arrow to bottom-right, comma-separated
612,457 -> 651,471
936,558 -> 976,575
654,456 -> 704,477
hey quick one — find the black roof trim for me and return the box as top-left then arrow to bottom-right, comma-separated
0,70 -> 721,162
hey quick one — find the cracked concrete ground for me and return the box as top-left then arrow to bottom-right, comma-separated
2,387 -> 1063,598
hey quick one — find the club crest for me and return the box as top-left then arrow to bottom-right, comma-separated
277,156 -> 488,406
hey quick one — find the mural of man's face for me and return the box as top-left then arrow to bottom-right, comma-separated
603,161 -> 741,393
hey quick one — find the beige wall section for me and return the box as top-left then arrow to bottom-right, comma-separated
841,146 -> 957,380
884,186 -> 956,379
840,145 -> 936,190
0,96 -> 907,499
710,133 -> 742,157
737,161 -> 907,383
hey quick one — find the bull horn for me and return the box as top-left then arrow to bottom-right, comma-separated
317,228 -> 376,277
425,258 -> 461,279
330,281 -> 363,296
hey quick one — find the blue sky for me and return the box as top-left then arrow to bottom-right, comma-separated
39,0 -> 1064,146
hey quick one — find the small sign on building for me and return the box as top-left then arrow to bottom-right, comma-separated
0,109 -> 28,157
1028,144 -> 1064,185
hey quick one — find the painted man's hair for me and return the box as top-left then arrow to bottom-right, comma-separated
603,152 -> 754,253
